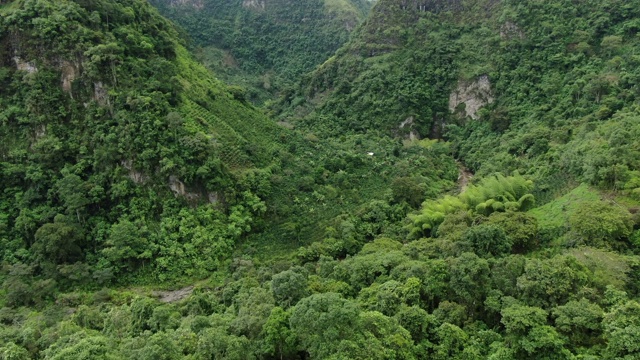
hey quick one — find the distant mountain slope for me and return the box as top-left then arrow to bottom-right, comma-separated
274,0 -> 500,136
150,0 -> 373,102
276,0 -> 640,198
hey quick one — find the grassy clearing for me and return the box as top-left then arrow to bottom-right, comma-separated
529,183 -> 600,231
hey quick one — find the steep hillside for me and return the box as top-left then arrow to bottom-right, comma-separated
274,0 -> 499,134
0,0 -> 289,285
149,0 -> 373,103
278,0 -> 640,198
0,0 -> 457,294
2,0 -> 640,359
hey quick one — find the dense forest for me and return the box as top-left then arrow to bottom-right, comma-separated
1,0 -> 640,359
149,0 -> 372,103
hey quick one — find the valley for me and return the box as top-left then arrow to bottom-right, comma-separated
1,0 -> 640,359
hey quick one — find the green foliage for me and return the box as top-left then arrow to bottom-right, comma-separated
230,286 -> 274,339
358,280 -> 403,316
409,173 -> 534,238
395,305 -> 438,344
553,298 -> 604,347
448,253 -> 490,309
568,198 -> 633,247
272,0 -> 640,206
517,255 -> 591,308
562,113 -> 640,189
356,310 -> 415,360
431,322 -> 469,360
150,0 -> 371,104
4,0 -> 640,359
290,292 -> 360,359
274,6 -> 463,137
463,224 -> 512,258
125,331 -> 182,360
44,334 -> 118,360
102,219 -> 152,273
461,174 -> 535,215
501,305 -> 559,355
391,176 -> 430,208
196,327 -> 254,360
271,269 -> 309,307
603,299 -> 640,359
487,211 -> 538,253
261,306 -> 297,359
32,215 -> 85,265
489,255 -> 526,299
529,184 -> 601,243
0,342 -> 30,360
0,0 -> 296,287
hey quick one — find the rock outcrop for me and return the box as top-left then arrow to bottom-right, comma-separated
500,21 -> 525,40
60,60 -> 78,96
167,0 -> 203,9
242,0 -> 266,10
449,75 -> 494,120
12,56 -> 37,73
399,116 -> 420,140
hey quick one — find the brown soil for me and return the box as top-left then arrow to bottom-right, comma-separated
457,162 -> 473,192
153,285 -> 195,303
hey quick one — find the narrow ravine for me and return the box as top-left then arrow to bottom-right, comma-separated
457,161 -> 474,193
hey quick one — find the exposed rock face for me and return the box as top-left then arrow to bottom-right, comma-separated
168,0 -> 204,9
344,19 -> 356,32
208,192 -> 221,204
169,175 -> 193,199
169,175 -> 222,204
457,161 -> 473,192
449,75 -> 494,120
500,21 -> 525,40
12,56 -> 37,73
35,124 -> 46,140
168,176 -> 199,201
122,160 -> 148,184
396,0 -> 500,14
14,55 -> 82,97
60,61 -> 78,96
399,116 -> 420,140
93,82 -> 109,106
153,285 -> 194,303
398,0 -> 463,13
242,0 -> 266,10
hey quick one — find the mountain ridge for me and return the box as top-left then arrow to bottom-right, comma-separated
150,0 -> 373,103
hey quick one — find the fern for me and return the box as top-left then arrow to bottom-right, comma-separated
409,173 -> 535,239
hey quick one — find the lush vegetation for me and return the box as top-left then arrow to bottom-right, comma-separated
276,0 -> 640,197
149,0 -> 372,103
2,0 -> 640,359
0,0 -> 294,286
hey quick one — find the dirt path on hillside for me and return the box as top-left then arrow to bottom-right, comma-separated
457,162 -> 473,193
154,285 -> 195,303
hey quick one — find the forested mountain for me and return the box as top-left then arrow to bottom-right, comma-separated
0,0 -> 299,285
149,0 -> 373,103
277,0 -> 640,196
2,0 -> 640,359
